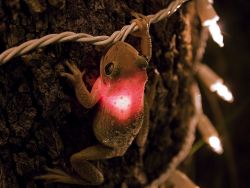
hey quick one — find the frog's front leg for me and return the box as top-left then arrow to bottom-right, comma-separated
131,13 -> 152,61
61,61 -> 101,108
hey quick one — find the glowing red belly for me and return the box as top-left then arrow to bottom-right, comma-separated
100,77 -> 145,121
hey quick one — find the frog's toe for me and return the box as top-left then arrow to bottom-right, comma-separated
35,167 -> 86,185
131,12 -> 146,19
60,72 -> 74,81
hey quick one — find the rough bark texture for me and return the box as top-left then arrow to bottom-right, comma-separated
0,0 -> 194,187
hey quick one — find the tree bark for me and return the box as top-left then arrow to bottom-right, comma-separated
0,0 -> 195,187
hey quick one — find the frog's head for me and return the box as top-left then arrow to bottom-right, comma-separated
100,41 -> 148,84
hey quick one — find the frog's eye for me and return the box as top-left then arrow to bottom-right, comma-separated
105,62 -> 114,75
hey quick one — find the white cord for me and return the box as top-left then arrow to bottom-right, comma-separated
147,83 -> 199,188
0,0 -> 188,65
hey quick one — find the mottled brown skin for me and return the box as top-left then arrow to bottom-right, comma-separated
36,16 -> 158,186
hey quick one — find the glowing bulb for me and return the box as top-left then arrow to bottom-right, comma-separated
196,0 -> 224,47
211,81 -> 234,102
207,20 -> 224,47
196,63 -> 234,102
202,15 -> 219,27
198,114 -> 224,154
112,95 -> 131,111
208,136 -> 223,154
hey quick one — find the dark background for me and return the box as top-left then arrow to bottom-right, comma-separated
192,1 -> 250,188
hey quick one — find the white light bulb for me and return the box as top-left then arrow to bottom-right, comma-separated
196,63 -> 234,102
208,136 -> 223,154
196,0 -> 224,47
198,115 -> 224,154
207,20 -> 224,47
211,81 -> 234,102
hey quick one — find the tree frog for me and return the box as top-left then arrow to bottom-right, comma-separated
37,15 -> 159,186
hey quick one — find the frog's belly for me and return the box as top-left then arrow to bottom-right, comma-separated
93,109 -> 144,148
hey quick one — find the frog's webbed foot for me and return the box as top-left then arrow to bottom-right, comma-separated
35,167 -> 87,185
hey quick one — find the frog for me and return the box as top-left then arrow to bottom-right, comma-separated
36,15 -> 159,186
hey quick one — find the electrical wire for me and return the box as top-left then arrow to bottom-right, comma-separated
0,0 -> 188,65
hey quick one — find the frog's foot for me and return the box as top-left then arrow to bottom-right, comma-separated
35,167 -> 87,185
60,61 -> 85,87
130,13 -> 150,37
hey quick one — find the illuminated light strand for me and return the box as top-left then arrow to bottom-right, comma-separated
196,63 -> 234,102
207,19 -> 224,47
192,82 -> 223,154
0,0 -> 189,65
196,0 -> 224,47
168,170 -> 200,188
210,81 -> 233,102
208,136 -> 223,154
147,83 -> 199,188
198,114 -> 223,154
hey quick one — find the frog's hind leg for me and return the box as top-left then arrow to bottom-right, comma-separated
36,144 -> 123,186
69,144 -> 125,185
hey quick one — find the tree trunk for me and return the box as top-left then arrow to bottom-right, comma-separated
0,0 -> 195,187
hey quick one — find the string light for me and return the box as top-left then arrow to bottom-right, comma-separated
196,0 -> 224,47
168,170 -> 200,188
207,20 -> 224,47
210,81 -> 233,102
0,0 -> 188,65
208,136 -> 223,154
192,83 -> 223,154
198,114 -> 223,154
196,63 -> 234,102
